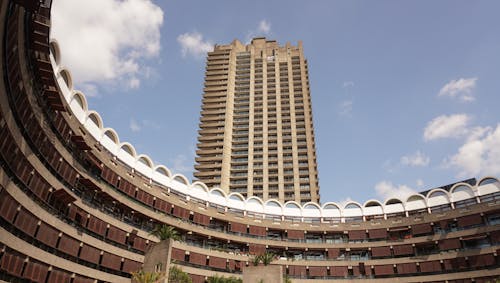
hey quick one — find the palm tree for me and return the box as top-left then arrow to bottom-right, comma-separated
168,266 -> 192,283
260,252 -> 275,266
131,270 -> 163,283
252,252 -> 275,266
149,224 -> 181,241
207,275 -> 242,283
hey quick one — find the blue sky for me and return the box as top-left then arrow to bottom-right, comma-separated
52,0 -> 500,204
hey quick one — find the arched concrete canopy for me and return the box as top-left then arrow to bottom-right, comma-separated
49,39 -> 61,65
59,68 -> 73,90
343,202 -> 363,217
363,200 -> 383,216
264,200 -> 283,215
450,184 -> 475,202
406,194 -> 427,211
384,198 -> 405,214
302,202 -> 321,217
246,197 -> 264,213
322,202 -> 341,218
228,193 -> 245,209
427,189 -> 450,207
284,201 -> 302,217
172,174 -> 189,185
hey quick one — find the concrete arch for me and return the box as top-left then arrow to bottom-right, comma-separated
322,202 -> 342,218
405,194 -> 427,211
172,174 -> 189,185
119,142 -> 137,157
384,198 -> 405,214
284,201 -> 302,217
86,111 -> 103,129
49,39 -> 61,66
363,200 -> 384,216
302,202 -> 321,217
246,197 -> 264,213
70,91 -> 88,111
478,176 -> 499,186
137,155 -> 153,168
450,183 -> 475,202
59,68 -> 73,90
426,189 -> 450,207
154,165 -> 171,178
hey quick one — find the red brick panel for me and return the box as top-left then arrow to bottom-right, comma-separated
396,263 -> 417,274
154,198 -> 171,213
249,225 -> 266,236
230,222 -> 247,233
327,248 -> 340,259
86,216 -> 107,236
289,265 -> 307,276
136,190 -> 154,207
0,253 -> 25,276
173,206 -> 189,220
330,266 -> 348,277
122,259 -> 142,273
419,260 -> 441,273
101,252 -> 122,271
14,209 -> 38,236
457,214 -> 483,228
348,230 -> 366,240
0,191 -> 19,223
392,244 -> 413,256
412,223 -> 433,236
248,244 -> 266,255
189,252 -> 206,265
29,173 -> 51,202
444,257 -> 467,271
171,248 -> 185,261
79,245 -> 100,264
208,256 -> 226,269
193,212 -> 210,226
374,264 -> 394,275
371,246 -> 391,257
58,234 -> 80,257
308,266 -> 327,277
118,179 -> 136,197
36,222 -> 59,248
106,226 -> 127,245
287,230 -> 305,239
101,166 -> 119,186
368,228 -> 387,239
47,269 -> 71,283
22,261 -> 49,282
132,236 -> 147,252
469,254 -> 495,268
439,238 -> 461,250
73,275 -> 96,283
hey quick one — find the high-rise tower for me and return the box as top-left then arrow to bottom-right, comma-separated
194,38 -> 319,204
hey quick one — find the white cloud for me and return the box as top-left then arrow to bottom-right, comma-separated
438,77 -> 478,102
128,77 -> 140,89
258,20 -> 271,34
338,100 -> 353,116
446,124 -> 500,177
416,179 -> 425,188
170,154 -> 193,176
342,81 -> 354,88
177,32 -> 213,58
130,118 -> 141,132
400,151 -> 430,167
245,20 -> 273,43
375,181 -> 417,200
52,0 -> 163,92
423,114 -> 470,141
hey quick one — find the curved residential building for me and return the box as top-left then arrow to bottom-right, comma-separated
0,1 -> 499,282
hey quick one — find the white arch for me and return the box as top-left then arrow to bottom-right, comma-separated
69,91 -> 87,123
384,198 -> 405,214
84,111 -> 103,141
208,188 -> 227,206
154,165 -> 171,178
264,200 -> 283,215
477,176 -> 500,196
343,201 -> 363,218
246,197 -> 264,213
284,201 -> 302,217
227,193 -> 245,209
59,68 -> 73,90
363,200 -> 384,216
405,194 -> 427,211
302,202 -> 321,217
135,154 -> 154,178
322,202 -> 342,218
172,174 -> 189,185
426,189 -> 450,207
49,39 -> 61,66
450,183 -> 475,202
